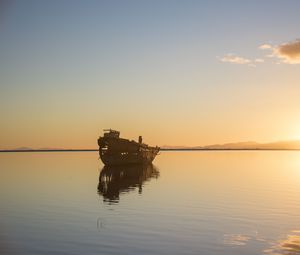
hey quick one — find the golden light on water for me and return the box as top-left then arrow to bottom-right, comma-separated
264,231 -> 300,255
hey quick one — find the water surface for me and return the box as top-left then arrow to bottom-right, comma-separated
1,151 -> 300,254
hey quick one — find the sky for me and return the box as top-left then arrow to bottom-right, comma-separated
1,0 -> 300,149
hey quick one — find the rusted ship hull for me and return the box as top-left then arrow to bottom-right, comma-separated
98,130 -> 159,166
99,149 -> 159,165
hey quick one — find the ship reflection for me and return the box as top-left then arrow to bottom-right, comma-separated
97,164 -> 159,203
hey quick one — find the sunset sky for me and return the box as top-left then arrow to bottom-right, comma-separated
1,0 -> 300,149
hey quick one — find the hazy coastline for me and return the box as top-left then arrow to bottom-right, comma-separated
2,140 -> 300,152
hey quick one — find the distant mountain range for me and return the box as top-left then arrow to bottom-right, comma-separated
13,147 -> 65,150
162,140 -> 300,150
2,140 -> 300,152
0,147 -> 86,152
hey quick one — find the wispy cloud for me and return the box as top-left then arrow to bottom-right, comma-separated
255,58 -> 264,63
219,54 -> 251,65
219,54 -> 262,67
258,44 -> 272,50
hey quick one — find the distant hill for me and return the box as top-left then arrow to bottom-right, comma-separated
201,141 -> 260,149
5,147 -> 65,151
38,147 -> 65,150
14,147 -> 34,150
161,145 -> 190,149
0,147 -> 96,152
162,140 -> 300,150
254,140 -> 300,150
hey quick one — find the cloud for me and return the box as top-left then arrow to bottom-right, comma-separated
219,54 -> 264,67
274,39 -> 300,64
259,39 -> 300,64
259,44 -> 272,50
220,54 -> 251,64
255,58 -> 264,63
220,39 -> 300,66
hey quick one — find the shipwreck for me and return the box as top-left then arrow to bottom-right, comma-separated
98,129 -> 160,166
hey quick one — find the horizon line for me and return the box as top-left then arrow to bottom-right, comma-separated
2,148 -> 300,153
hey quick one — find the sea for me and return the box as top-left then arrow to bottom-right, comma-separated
1,151 -> 300,255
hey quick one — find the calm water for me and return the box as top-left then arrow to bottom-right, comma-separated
1,151 -> 300,255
